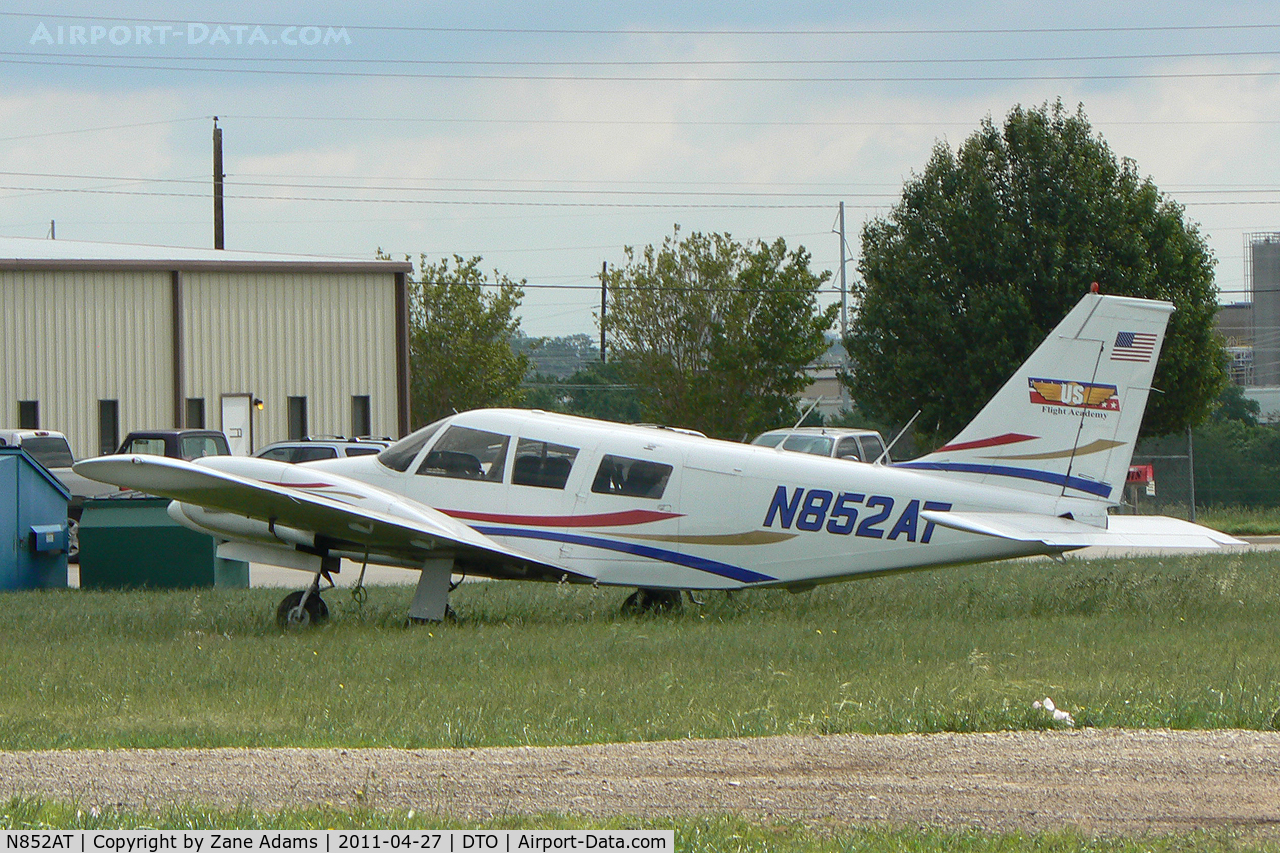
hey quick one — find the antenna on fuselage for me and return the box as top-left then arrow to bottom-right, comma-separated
877,410 -> 920,465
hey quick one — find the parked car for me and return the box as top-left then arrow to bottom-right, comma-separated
0,428 -> 118,560
749,427 -> 891,463
254,436 -> 392,464
117,429 -> 231,460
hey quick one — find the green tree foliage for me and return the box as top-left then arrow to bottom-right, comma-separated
603,227 -> 837,439
513,332 -> 600,378
847,101 -> 1225,442
1140,420 -> 1280,508
406,254 -> 528,426
1211,381 -> 1260,426
522,361 -> 645,424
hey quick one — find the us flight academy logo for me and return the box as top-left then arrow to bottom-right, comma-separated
1028,378 -> 1120,411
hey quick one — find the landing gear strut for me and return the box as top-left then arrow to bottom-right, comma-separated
276,574 -> 331,628
621,587 -> 683,614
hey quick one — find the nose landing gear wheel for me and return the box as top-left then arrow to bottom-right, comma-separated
276,590 -> 329,628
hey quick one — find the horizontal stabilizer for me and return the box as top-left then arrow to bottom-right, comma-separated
920,510 -> 1244,551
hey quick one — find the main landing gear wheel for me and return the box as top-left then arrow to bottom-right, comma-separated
276,590 -> 329,629
621,588 -> 683,615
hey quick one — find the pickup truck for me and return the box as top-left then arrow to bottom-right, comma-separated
749,427 -> 892,463
0,428 -> 118,559
116,429 -> 231,459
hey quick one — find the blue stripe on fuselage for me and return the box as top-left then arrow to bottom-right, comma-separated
896,461 -> 1112,498
471,525 -> 777,584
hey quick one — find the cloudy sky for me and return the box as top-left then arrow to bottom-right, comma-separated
1,2 -> 1278,336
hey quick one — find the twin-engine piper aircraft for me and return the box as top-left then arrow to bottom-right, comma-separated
75,291 -> 1240,626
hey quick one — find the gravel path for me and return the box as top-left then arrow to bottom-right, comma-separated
4,730 -> 1280,836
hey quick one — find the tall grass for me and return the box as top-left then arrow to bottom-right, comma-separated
1180,505 -> 1280,536
1,551 -> 1278,750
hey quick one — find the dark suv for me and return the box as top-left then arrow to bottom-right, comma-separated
117,429 -> 231,460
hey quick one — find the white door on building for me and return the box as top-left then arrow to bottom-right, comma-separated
221,394 -> 253,456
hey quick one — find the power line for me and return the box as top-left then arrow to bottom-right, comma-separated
6,169 -> 1280,198
5,55 -> 1280,83
5,116 -> 1279,148
0,184 -> 854,209
0,116 -> 206,143
219,115 -> 1280,128
0,170 -> 902,200
1,12 -> 1277,37
9,48 -> 1280,68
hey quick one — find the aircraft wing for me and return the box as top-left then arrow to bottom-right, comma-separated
73,455 -> 582,579
920,510 -> 1244,550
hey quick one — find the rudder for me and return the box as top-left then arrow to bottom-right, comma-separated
898,293 -> 1173,504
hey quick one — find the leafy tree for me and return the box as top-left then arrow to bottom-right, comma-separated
513,333 -> 601,378
523,361 -> 645,423
846,101 -> 1225,442
1212,381 -> 1261,426
405,254 -> 528,425
603,227 -> 837,439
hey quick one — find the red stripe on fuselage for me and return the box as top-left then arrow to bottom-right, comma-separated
442,508 -> 683,527
935,433 -> 1038,453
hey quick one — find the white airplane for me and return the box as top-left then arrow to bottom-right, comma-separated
74,291 -> 1240,626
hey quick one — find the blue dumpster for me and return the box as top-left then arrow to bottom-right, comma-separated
0,446 -> 70,590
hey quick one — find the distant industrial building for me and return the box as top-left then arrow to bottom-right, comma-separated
1215,233 -> 1280,421
1,236 -> 412,460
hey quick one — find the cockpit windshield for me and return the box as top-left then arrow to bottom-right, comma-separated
377,418 -> 447,472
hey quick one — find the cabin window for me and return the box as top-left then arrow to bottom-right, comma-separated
416,425 -> 510,482
377,418 -> 447,472
591,454 -> 673,499
512,438 -> 578,490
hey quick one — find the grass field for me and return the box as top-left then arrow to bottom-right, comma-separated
1187,505 -> 1280,536
1,550 -> 1279,750
2,798 -> 1277,853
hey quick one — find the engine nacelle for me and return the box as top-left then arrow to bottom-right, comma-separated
168,501 -> 316,549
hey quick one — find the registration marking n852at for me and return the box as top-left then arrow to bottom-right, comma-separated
763,487 -> 952,543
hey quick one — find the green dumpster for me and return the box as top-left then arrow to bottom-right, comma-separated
78,496 -> 249,590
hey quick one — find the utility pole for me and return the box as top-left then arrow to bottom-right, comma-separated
835,202 -> 850,410
837,201 -> 848,340
47,219 -> 55,239
213,117 -> 225,250
599,261 -> 608,364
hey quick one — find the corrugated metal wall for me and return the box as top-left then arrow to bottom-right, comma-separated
183,270 -> 398,448
1,269 -> 172,459
3,267 -> 400,460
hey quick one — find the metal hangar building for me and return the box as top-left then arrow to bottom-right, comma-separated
0,235 -> 414,459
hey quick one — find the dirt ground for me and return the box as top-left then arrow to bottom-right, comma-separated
4,729 -> 1280,836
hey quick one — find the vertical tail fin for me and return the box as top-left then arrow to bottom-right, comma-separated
899,293 -> 1173,504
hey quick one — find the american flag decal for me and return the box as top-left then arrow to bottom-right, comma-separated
1112,331 -> 1157,363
